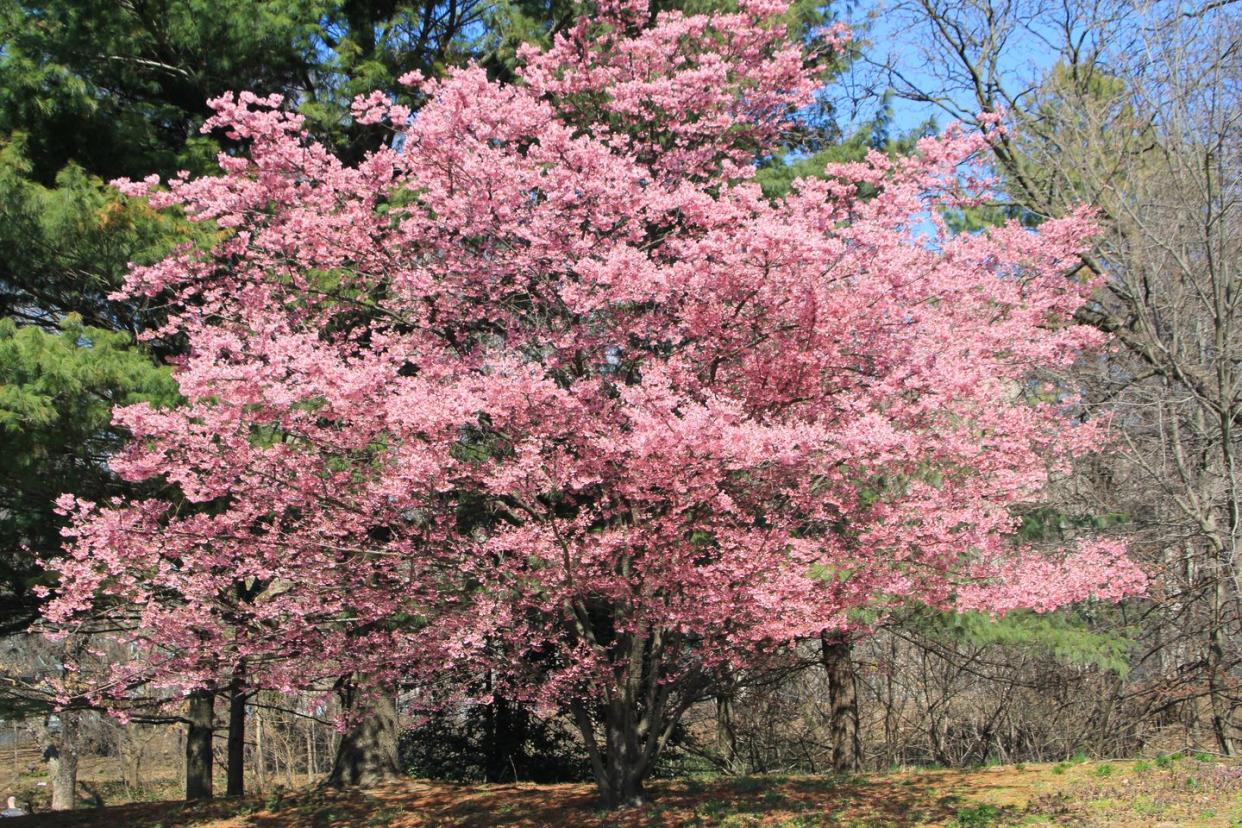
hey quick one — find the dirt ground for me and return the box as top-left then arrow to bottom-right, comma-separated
4,756 -> 1241,827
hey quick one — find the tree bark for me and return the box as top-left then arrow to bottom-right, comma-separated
226,678 -> 247,796
715,693 -> 742,774
325,683 -> 401,788
484,692 -> 518,783
572,684 -> 696,809
572,702 -> 648,809
255,707 -> 265,791
185,689 -> 215,800
1208,579 -> 1237,756
47,743 -> 78,811
822,633 -> 863,772
37,710 -> 81,811
567,618 -> 700,810
306,724 -> 315,784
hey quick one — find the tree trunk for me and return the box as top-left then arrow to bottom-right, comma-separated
185,689 -> 215,800
569,622 -> 699,810
822,633 -> 863,772
47,743 -> 78,811
254,707 -> 265,791
715,693 -> 742,774
325,684 -> 401,788
573,702 -> 648,809
484,692 -> 517,783
37,710 -> 81,811
1208,590 -> 1236,756
572,690 -> 693,810
306,724 -> 315,784
226,678 -> 247,796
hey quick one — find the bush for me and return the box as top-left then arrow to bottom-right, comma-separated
399,698 -> 589,783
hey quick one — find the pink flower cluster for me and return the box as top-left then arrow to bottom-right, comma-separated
47,0 -> 1142,708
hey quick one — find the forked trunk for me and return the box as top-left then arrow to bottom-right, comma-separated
572,686 -> 694,810
185,689 -> 215,800
574,702 -> 649,808
569,614 -> 701,810
821,632 -> 863,772
325,683 -> 401,788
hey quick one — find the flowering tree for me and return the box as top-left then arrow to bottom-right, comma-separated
44,0 -> 1144,807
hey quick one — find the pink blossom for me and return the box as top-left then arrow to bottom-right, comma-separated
46,0 -> 1139,726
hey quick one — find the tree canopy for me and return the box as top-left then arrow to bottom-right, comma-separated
44,0 -> 1142,807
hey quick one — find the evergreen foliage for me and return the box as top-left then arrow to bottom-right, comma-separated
0,316 -> 176,632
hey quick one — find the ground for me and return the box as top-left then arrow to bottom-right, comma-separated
5,756 -> 1242,826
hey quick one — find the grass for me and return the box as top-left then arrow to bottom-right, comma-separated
7,758 -> 1242,827
947,803 -> 1004,826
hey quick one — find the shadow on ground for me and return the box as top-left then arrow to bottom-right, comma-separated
9,759 -> 1241,826
0,773 -> 993,827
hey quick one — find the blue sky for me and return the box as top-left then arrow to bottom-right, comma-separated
834,0 -> 1076,136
